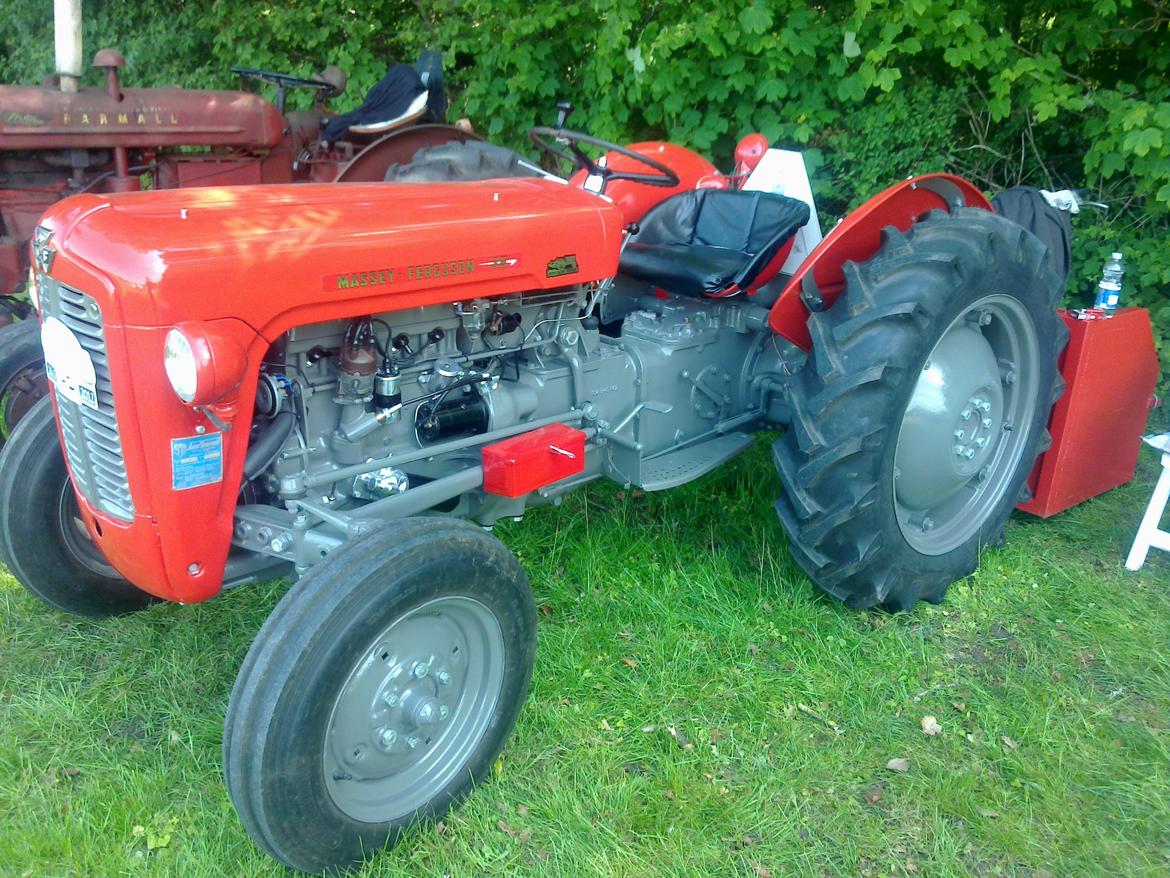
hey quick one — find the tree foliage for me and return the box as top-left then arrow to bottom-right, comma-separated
1,0 -> 1167,368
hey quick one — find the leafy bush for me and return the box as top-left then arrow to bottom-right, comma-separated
1,0 -> 1166,371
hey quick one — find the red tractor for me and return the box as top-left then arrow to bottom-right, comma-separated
0,45 -> 476,447
0,110 -> 1065,871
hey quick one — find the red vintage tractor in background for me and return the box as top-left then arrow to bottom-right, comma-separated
0,44 -> 477,446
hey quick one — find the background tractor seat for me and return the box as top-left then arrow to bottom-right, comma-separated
619,189 -> 811,297
321,51 -> 446,144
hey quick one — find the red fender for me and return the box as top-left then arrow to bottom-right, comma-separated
767,173 -> 991,349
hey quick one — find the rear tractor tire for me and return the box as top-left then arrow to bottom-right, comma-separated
774,208 -> 1066,611
224,518 -> 537,874
0,396 -> 155,616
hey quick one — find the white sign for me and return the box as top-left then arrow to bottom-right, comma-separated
41,316 -> 98,410
743,149 -> 824,275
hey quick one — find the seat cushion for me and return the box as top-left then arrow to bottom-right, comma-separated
618,188 -> 810,296
620,242 -> 749,297
321,63 -> 427,144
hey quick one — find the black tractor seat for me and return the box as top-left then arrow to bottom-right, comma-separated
619,188 -> 810,297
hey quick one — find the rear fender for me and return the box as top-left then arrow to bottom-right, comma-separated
767,174 -> 991,349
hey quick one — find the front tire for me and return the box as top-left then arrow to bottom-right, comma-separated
224,518 -> 537,874
774,209 -> 1066,610
0,396 -> 155,615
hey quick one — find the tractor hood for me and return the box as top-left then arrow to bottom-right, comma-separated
39,178 -> 624,338
0,84 -> 285,150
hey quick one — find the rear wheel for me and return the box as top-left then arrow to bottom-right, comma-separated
224,518 -> 536,873
0,320 -> 48,451
0,396 -> 155,615
774,208 -> 1066,610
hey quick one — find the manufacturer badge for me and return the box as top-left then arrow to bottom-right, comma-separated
546,254 -> 579,278
33,226 -> 55,274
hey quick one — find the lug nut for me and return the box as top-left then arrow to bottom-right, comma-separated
982,417 -> 993,429
376,727 -> 397,749
438,704 -> 450,720
962,448 -> 976,460
412,661 -> 431,679
921,517 -> 935,532
382,692 -> 400,708
953,429 -> 965,440
960,409 -> 972,421
436,670 -> 452,686
975,437 -> 989,448
406,735 -> 420,750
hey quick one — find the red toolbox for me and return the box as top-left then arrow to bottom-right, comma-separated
1018,308 -> 1160,517
482,423 -> 587,498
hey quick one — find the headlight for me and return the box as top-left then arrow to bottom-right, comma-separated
164,328 -> 199,403
163,322 -> 248,407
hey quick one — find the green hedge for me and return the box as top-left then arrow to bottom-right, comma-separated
2,0 -> 1167,372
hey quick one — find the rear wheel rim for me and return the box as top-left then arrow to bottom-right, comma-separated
323,595 -> 505,822
893,294 -> 1040,555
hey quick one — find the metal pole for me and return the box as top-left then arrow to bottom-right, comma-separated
54,0 -> 84,93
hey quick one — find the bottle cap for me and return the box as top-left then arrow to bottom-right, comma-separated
1111,251 -> 1123,260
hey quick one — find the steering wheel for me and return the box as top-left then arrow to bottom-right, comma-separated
528,127 -> 680,189
231,67 -> 342,97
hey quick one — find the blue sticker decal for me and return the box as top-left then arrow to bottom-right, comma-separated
171,433 -> 224,491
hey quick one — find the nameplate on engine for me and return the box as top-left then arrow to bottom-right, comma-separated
321,254 -> 519,293
171,433 -> 223,491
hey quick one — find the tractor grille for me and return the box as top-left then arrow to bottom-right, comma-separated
40,282 -> 135,521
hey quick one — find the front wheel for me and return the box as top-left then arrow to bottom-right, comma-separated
223,518 -> 537,873
774,208 -> 1066,611
0,396 -> 155,615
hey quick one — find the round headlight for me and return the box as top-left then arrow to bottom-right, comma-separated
164,328 -> 198,403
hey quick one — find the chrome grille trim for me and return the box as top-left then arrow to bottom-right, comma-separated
41,281 -> 135,521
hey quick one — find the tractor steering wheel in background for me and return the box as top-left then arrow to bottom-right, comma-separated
528,127 -> 681,190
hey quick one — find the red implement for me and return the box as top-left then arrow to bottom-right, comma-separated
1019,308 -> 1160,517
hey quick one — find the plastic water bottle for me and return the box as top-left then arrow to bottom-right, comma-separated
1093,251 -> 1124,314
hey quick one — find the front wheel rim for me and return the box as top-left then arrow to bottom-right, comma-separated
323,595 -> 506,823
893,294 -> 1041,555
56,479 -> 120,578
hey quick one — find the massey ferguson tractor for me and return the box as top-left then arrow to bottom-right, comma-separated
0,39 -> 474,448
0,110 -> 1065,871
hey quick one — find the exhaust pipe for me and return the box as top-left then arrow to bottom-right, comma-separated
54,0 -> 83,93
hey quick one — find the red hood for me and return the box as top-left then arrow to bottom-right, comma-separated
41,178 -> 624,337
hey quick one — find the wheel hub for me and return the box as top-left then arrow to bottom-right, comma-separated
893,296 -> 1040,555
323,596 -> 504,823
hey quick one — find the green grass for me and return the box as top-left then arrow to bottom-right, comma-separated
2,438 -> 1169,878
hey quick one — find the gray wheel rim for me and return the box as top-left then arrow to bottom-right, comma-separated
56,478 -> 121,578
893,294 -> 1040,555
323,595 -> 505,823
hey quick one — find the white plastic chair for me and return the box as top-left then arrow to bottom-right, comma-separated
1126,433 -> 1170,570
